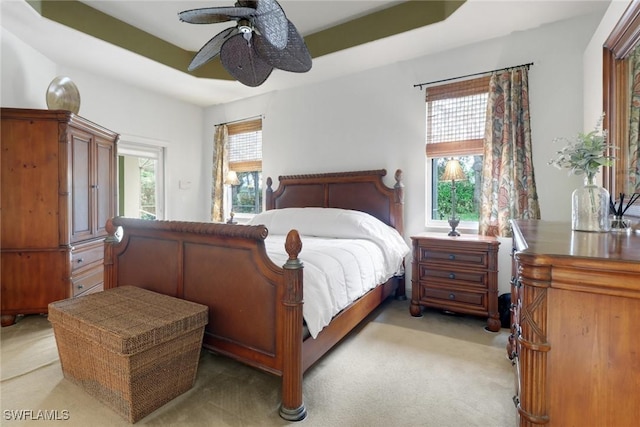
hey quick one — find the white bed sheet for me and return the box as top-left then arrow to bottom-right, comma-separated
249,207 -> 410,338
263,235 -> 404,339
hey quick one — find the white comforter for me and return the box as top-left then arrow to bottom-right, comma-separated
248,208 -> 410,338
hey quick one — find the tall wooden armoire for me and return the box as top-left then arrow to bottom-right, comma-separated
1,108 -> 119,326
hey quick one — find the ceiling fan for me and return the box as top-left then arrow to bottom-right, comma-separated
178,0 -> 312,87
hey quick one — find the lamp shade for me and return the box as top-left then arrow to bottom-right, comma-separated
440,159 -> 466,181
224,170 -> 240,186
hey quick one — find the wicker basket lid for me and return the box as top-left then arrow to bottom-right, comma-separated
48,286 -> 208,355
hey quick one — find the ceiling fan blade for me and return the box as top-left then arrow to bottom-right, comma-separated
255,20 -> 312,73
220,34 -> 273,87
178,6 -> 255,24
188,27 -> 239,71
252,0 -> 288,50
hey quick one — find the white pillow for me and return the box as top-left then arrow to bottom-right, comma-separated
247,207 -> 410,270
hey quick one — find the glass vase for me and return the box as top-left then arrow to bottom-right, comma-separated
572,175 -> 610,232
610,215 -> 631,233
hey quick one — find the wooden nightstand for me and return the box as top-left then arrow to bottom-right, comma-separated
410,233 -> 500,332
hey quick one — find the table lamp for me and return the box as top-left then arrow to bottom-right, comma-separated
224,171 -> 240,224
440,159 -> 466,236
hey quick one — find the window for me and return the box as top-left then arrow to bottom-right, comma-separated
228,119 -> 263,216
425,76 -> 489,226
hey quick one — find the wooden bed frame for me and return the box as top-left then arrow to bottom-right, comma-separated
103,169 -> 405,421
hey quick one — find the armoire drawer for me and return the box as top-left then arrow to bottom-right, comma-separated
71,265 -> 103,297
72,241 -> 104,272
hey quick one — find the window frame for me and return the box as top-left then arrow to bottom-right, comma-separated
227,118 -> 263,220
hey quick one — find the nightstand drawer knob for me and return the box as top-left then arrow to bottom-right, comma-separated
448,254 -> 456,260
448,293 -> 455,300
449,272 -> 456,279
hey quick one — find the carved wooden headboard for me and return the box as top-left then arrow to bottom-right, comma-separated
265,169 -> 404,235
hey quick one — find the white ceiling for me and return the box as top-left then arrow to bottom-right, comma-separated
1,0 -> 611,107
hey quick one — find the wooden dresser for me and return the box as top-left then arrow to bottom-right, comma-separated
1,108 -> 119,326
509,220 -> 640,427
410,233 -> 500,332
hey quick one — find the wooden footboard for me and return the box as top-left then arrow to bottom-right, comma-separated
104,218 -> 306,420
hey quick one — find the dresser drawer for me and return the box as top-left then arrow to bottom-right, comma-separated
420,285 -> 487,311
71,265 -> 103,297
418,265 -> 488,288
72,241 -> 104,272
417,247 -> 488,268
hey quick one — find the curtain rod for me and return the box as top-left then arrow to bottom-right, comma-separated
214,114 -> 264,127
413,62 -> 534,90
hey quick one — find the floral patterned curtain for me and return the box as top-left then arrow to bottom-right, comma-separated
628,44 -> 640,193
479,67 -> 540,237
211,124 -> 229,222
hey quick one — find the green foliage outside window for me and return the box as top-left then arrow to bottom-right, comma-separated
434,156 -> 481,221
231,171 -> 262,214
139,158 -> 156,220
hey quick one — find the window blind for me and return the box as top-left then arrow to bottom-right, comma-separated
228,119 -> 262,172
425,76 -> 490,157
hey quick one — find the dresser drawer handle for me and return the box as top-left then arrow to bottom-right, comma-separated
76,258 -> 84,264
448,293 -> 455,300
448,254 -> 456,260
77,284 -> 84,289
448,272 -> 456,279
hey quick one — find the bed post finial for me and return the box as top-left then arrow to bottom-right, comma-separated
266,177 -> 274,210
394,169 -> 404,204
391,169 -> 405,236
105,217 -> 118,243
284,229 -> 302,264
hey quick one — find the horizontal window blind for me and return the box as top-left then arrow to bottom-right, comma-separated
426,76 -> 489,157
227,119 -> 262,169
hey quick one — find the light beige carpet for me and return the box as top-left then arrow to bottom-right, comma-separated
0,299 -> 514,426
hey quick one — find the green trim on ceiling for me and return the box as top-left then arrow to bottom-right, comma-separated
27,0 -> 465,82
305,1 -> 465,57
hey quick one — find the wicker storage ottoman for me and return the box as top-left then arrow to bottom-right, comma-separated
48,286 -> 208,423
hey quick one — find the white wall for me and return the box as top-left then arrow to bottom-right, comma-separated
205,11 -> 605,294
1,29 -> 207,221
3,5 -> 626,296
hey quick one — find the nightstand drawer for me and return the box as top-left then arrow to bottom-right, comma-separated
420,286 -> 487,310
418,265 -> 487,288
417,247 -> 488,268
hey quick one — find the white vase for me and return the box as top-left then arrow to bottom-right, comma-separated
571,175 -> 610,232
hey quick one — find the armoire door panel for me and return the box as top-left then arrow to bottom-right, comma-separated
71,131 -> 92,242
96,138 -> 115,236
